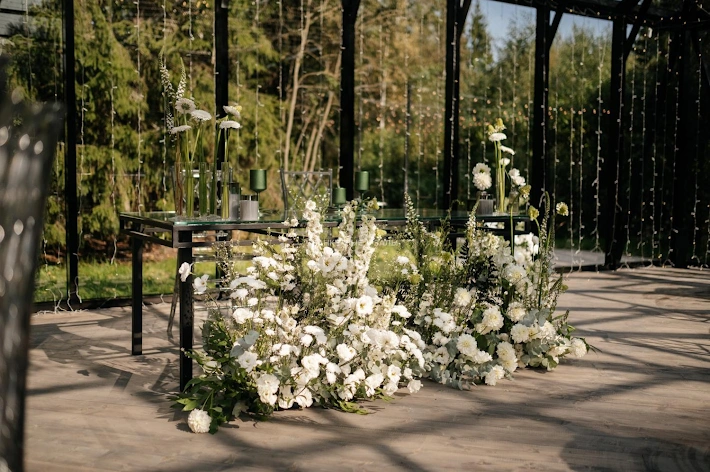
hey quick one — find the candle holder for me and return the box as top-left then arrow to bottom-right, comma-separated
355,170 -> 369,198
332,186 -> 347,207
249,169 -> 267,201
240,194 -> 259,221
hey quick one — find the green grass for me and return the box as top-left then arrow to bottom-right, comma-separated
34,259 -> 218,303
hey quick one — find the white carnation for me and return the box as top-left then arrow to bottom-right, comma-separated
475,306 -> 504,335
571,338 -> 587,358
187,408 -> 211,434
484,365 -> 506,386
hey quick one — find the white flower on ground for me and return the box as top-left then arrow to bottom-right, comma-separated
500,145 -> 516,155
471,349 -> 493,364
432,332 -> 449,346
175,98 -> 196,115
484,365 -> 506,386
255,373 -> 279,406
407,379 -> 422,393
571,338 -> 587,358
496,341 -> 518,373
278,385 -> 294,409
325,362 -> 341,384
178,262 -> 191,282
187,408 -> 211,433
475,306 -> 504,335
237,351 -> 259,373
294,385 -> 313,408
219,120 -> 241,129
556,202 -> 569,216
453,287 -> 471,307
336,343 -> 356,363
364,373 -> 384,395
489,132 -> 507,142
191,109 -> 212,121
193,274 -> 209,294
456,334 -> 478,357
169,124 -> 192,134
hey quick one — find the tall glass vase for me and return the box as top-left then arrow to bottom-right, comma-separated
199,162 -> 209,216
173,160 -> 185,216
185,168 -> 195,218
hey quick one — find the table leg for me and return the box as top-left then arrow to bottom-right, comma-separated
131,234 -> 143,355
178,232 -> 194,391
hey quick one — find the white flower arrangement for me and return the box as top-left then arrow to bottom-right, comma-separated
394,193 -> 588,390
174,198 -> 425,432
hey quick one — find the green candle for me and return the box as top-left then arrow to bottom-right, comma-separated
355,171 -> 369,192
249,169 -> 267,193
332,187 -> 347,205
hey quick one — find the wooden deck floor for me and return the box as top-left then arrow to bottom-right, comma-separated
24,267 -> 710,471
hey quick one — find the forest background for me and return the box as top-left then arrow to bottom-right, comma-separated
3,0 -> 709,301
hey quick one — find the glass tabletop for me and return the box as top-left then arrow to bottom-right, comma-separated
119,208 -> 528,227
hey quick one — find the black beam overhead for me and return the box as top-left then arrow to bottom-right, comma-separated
62,0 -> 79,303
443,0 -> 472,210
339,0 -> 361,200
215,0 -> 229,168
486,0 -> 673,24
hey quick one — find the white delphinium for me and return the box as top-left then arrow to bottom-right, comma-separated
187,408 -> 211,434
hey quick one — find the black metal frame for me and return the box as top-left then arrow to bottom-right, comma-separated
54,0 -> 710,306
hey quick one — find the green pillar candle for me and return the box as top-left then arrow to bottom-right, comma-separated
332,187 -> 347,206
249,169 -> 267,194
355,171 -> 369,192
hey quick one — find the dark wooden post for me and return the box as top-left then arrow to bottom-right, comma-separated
443,0 -> 471,210
602,19 -> 627,269
215,0 -> 229,166
671,29 -> 695,267
530,6 -> 551,209
63,0 -> 79,303
340,0 -> 361,199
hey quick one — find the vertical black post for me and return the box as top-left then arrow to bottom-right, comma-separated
603,19 -> 627,269
443,0 -> 458,210
443,0 -> 470,210
215,0 -> 229,167
131,234 -> 143,355
178,232 -> 194,391
530,6 -> 550,208
340,0 -> 361,199
63,0 -> 79,302
404,80 -> 411,199
671,29 -> 694,267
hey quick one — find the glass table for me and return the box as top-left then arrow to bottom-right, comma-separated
119,209 -> 532,391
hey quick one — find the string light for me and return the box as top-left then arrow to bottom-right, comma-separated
666,34 -> 681,266
622,43 -> 637,268
378,23 -> 385,203
136,0 -> 143,212
637,32 -> 648,263
591,35 -> 606,254
650,31 -> 660,264
691,39 -> 702,265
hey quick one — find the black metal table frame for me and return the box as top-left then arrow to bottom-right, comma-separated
119,212 -> 531,391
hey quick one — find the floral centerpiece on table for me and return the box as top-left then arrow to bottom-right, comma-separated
391,194 -> 588,389
160,55 -> 242,217
474,119 -> 529,215
174,198 -> 425,433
